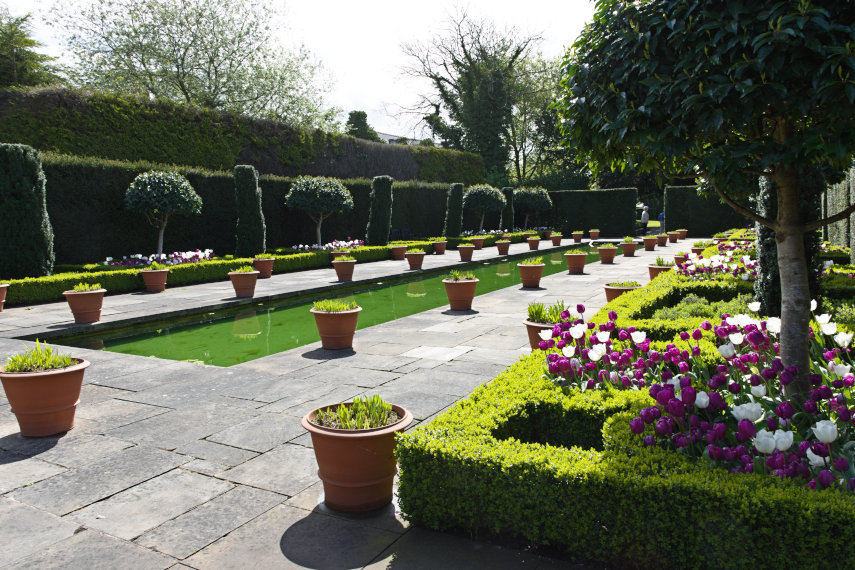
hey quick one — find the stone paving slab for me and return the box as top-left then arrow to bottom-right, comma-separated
0,452 -> 67,493
0,497 -> 81,567
216,443 -> 318,497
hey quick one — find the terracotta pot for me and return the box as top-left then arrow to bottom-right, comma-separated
432,241 -> 447,255
496,240 -> 511,255
589,230 -> 600,240
443,278 -> 479,310
674,254 -> 687,266
714,237 -> 727,244
311,307 -> 361,349
470,237 -> 485,250
527,237 -> 540,250
565,253 -> 587,274
542,230 -> 553,239
523,320 -> 554,350
405,251 -> 425,270
518,264 -> 545,288
621,242 -> 637,257
678,229 -> 688,239
550,235 -> 562,246
572,232 -> 583,243
458,245 -> 475,261
62,289 -> 106,324
691,247 -> 706,255
301,403 -> 413,512
0,358 -> 89,437
598,247 -> 617,264
648,265 -> 672,280
332,260 -> 356,282
140,269 -> 169,292
656,235 -> 668,247
667,232 -> 679,243
252,258 -> 275,278
228,271 -> 260,298
0,283 -> 8,311
522,231 -> 537,240
643,236 -> 657,251
330,251 -> 350,260
390,245 -> 407,260
604,284 -> 640,302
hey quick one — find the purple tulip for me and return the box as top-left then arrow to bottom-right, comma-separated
834,457 -> 850,472
608,310 -> 617,321
630,417 -> 645,434
643,435 -> 656,447
692,328 -> 703,340
728,382 -> 741,394
849,478 -> 855,491
840,408 -> 852,422
576,304 -> 585,315
772,358 -> 784,372
672,433 -> 688,448
776,401 -> 794,420
749,374 -> 762,386
811,442 -> 829,457
707,392 -> 725,412
803,400 -> 818,415
737,419 -> 757,439
700,320 -> 712,330
682,386 -> 697,405
655,417 -> 673,436
798,441 -> 811,457
649,384 -> 662,398
667,398 -> 686,417
656,390 -> 672,407
817,470 -> 836,488
779,369 -> 795,385
766,417 -> 779,431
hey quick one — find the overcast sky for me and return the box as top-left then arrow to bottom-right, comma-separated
8,0 -> 596,137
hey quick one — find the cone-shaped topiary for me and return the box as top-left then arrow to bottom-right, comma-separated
285,176 -> 354,246
125,170 -> 202,255
234,165 -> 266,257
365,175 -> 394,245
0,143 -> 54,278
463,184 -> 506,233
513,186 -> 552,229
501,186 -> 514,231
442,183 -> 464,237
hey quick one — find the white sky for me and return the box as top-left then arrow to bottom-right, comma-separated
7,0 -> 596,137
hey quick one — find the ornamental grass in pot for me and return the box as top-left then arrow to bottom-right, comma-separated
332,254 -> 356,282
517,256 -> 545,288
62,282 -> 106,324
390,244 -> 407,260
228,265 -> 260,298
527,236 -> 540,250
432,240 -> 447,254
656,233 -> 668,247
139,262 -> 169,292
404,249 -> 426,270
524,301 -> 566,350
310,299 -> 361,350
252,254 -> 275,278
667,231 -> 679,243
496,239 -> 511,255
571,230 -> 583,243
648,256 -> 675,280
677,228 -> 688,239
550,233 -> 562,246
301,394 -> 413,512
691,240 -> 712,255
589,228 -> 600,240
442,270 -> 478,310
457,243 -> 475,261
604,280 -> 641,302
564,248 -> 588,274
621,236 -> 638,257
642,235 -> 657,251
674,251 -> 688,266
0,341 -> 90,437
597,243 -> 617,264
470,236 -> 486,250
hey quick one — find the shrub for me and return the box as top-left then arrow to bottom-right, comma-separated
365,175 -> 394,246
442,183 -> 464,238
234,165 -> 266,257
312,298 -> 358,312
663,185 -> 751,238
284,176 -> 354,246
513,187 -> 552,229
0,143 -> 54,278
500,187 -> 514,231
125,171 -> 202,255
462,184 -> 506,233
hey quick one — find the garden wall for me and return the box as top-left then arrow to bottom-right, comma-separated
663,185 -> 750,237
823,166 -> 855,254
548,187 -> 637,237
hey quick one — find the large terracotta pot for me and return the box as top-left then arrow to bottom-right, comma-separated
604,283 -> 641,302
656,235 -> 668,247
458,245 -> 475,261
0,358 -> 89,437
405,251 -> 425,270
496,240 -> 511,255
542,230 -> 553,239
550,235 -> 562,246
674,254 -> 687,266
62,289 -> 106,324
691,247 -> 707,255
140,269 -> 169,292
527,237 -> 540,251
648,265 -> 672,280
470,237 -> 485,250
621,242 -> 637,257
521,231 -> 537,240
311,307 -> 362,349
643,236 -> 657,251
252,258 -> 275,278
0,283 -> 8,311
598,247 -> 617,264
432,241 -> 447,254
443,278 -> 479,310
565,252 -> 587,274
332,260 -> 356,282
518,264 -> 544,288
572,232 -> 583,243
589,230 -> 600,240
667,232 -> 679,243
390,245 -> 407,260
523,320 -> 554,350
301,403 -> 413,512
678,229 -> 688,239
228,271 -> 260,298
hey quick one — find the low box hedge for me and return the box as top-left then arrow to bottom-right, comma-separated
396,353 -> 855,568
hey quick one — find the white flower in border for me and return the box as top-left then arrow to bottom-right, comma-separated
630,331 -> 647,344
773,429 -> 793,451
570,324 -> 586,339
695,391 -> 710,409
806,448 -> 826,468
728,333 -> 745,345
811,299 -> 817,311
717,343 -> 737,359
732,402 -> 763,422
562,346 -> 575,357
753,430 -> 776,455
821,322 -> 838,336
834,332 -> 853,348
596,331 -> 610,343
748,301 -> 761,312
538,329 -> 553,341
750,384 -> 766,398
812,420 -> 838,443
832,363 -> 852,377
588,343 -> 607,362
766,317 -> 781,334
816,314 -> 832,325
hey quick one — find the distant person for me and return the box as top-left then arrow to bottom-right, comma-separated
641,206 -> 649,233
658,211 -> 665,231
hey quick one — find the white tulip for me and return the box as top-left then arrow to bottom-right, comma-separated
748,301 -> 761,312
816,314 -> 832,325
812,420 -> 838,444
811,299 -> 818,311
729,333 -> 745,345
717,343 -> 736,359
596,331 -> 610,343
773,429 -> 793,451
570,324 -> 586,339
695,391 -> 710,409
806,448 -> 826,468
834,332 -> 853,348
750,384 -> 767,398
562,346 -> 575,357
630,331 -> 647,344
832,363 -> 851,377
732,402 -> 764,422
539,329 -> 553,340
753,430 -> 777,455
588,344 -> 607,362
766,317 -> 781,334
821,322 -> 838,336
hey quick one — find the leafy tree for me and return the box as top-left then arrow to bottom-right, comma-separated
513,186 -> 552,229
0,9 -> 63,88
234,164 -> 266,257
346,111 -> 383,143
463,184 -> 506,233
285,176 -> 353,246
54,0 -> 339,130
125,170 -> 202,255
557,0 -> 855,396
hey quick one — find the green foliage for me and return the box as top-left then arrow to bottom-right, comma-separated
285,176 -> 354,245
145,262 -> 167,270
442,183 -> 464,237
500,186 -> 514,230
548,188 -> 637,237
527,300 -> 567,324
517,256 -> 543,265
345,111 -> 383,143
653,257 -> 673,267
664,185 -> 751,238
125,170 -> 202,255
462,184 -> 506,232
234,165 -> 266,258
313,395 -> 395,430
0,143 -> 54,278
651,293 -> 753,322
513,186 -> 552,228
446,270 -> 476,281
608,281 -> 639,288
333,255 -> 355,262
230,265 -> 255,273
71,282 -> 101,291
0,10 -> 63,88
2,340 -> 74,373
365,175 -> 393,246
311,298 -> 358,312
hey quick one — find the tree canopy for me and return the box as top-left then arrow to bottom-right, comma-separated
463,184 -> 506,232
513,186 -> 552,228
285,176 -> 353,246
346,111 -> 383,143
125,170 -> 202,255
0,9 -> 63,88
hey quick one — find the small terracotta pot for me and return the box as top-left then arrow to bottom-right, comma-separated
621,242 -> 637,257
604,284 -> 640,302
656,235 -> 668,247
0,283 -> 8,311
678,229 -> 688,239
527,237 -> 540,251
332,259 -> 356,282
598,247 -> 617,264
522,231 -> 537,240
390,245 -> 407,260
432,241 -> 447,254
470,237 -> 485,250
674,254 -> 687,266
140,269 -> 169,292
643,236 -> 657,251
443,278 -> 479,310
518,264 -> 544,288
62,289 -> 106,324
301,403 -> 413,512
572,232 -> 583,243
458,245 -> 475,261
691,247 -> 707,255
405,252 -> 425,270
589,230 -> 600,240
523,320 -> 554,350
330,251 -> 350,260
565,253 -> 587,274
496,240 -> 511,255
648,265 -> 672,280
550,235 -> 562,246
667,232 -> 679,243
0,358 -> 89,437
252,258 -> 275,278
311,307 -> 361,350
228,271 -> 259,298
542,230 -> 553,239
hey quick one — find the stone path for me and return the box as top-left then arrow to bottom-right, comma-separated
0,238 -> 685,568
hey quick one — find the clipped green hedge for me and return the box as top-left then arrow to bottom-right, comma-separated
664,185 -> 750,237
548,187 -> 637,236
397,354 -> 855,568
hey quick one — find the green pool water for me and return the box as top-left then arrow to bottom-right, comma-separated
60,250 -> 595,367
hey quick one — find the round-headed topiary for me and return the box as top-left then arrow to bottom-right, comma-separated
125,170 -> 202,255
462,184 -> 506,233
234,164 -> 266,257
513,186 -> 553,229
442,183 -> 464,237
365,175 -> 394,246
285,176 -> 354,246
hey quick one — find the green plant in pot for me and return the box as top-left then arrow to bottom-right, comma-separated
517,256 -> 545,288
62,282 -> 106,324
564,248 -> 589,274
404,248 -> 426,270
649,256 -> 675,280
310,299 -> 361,350
603,280 -> 641,302
227,265 -> 260,298
0,341 -> 90,437
523,301 -> 567,350
597,243 -> 618,264
252,254 -> 276,278
332,254 -> 357,282
442,270 -> 478,310
621,236 -> 638,257
301,393 -> 414,512
140,261 -> 169,292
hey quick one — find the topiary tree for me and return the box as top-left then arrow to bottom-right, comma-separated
0,143 -> 54,278
365,175 -> 393,245
285,176 -> 353,246
442,183 -> 464,237
513,186 -> 552,229
501,186 -> 514,231
463,184 -> 506,233
234,164 -> 266,257
558,0 -> 855,396
125,170 -> 202,255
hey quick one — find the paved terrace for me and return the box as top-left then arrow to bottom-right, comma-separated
0,238 -> 679,569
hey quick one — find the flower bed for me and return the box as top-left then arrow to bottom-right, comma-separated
103,249 -> 214,267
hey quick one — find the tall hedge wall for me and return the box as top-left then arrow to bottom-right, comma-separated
0,88 -> 485,184
824,166 -> 855,255
664,185 -> 750,237
548,188 -> 637,236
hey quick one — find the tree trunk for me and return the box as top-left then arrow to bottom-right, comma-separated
524,213 -> 529,230
479,212 -> 485,233
156,218 -> 168,255
316,218 -> 323,247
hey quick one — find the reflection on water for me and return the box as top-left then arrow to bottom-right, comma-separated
550,253 -> 564,265
231,310 -> 262,339
496,262 -> 511,277
406,279 -> 427,297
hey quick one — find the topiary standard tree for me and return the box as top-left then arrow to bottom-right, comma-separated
501,186 -> 514,231
0,143 -> 54,278
513,186 -> 552,229
442,182 -> 464,237
234,164 -> 266,257
365,175 -> 393,245
285,176 -> 353,246
463,184 -> 506,233
557,0 -> 855,396
125,170 -> 202,255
